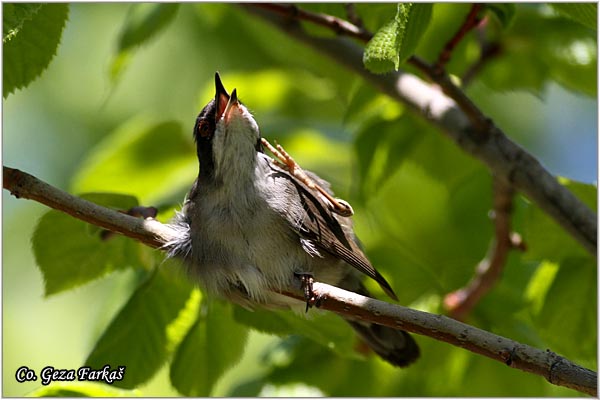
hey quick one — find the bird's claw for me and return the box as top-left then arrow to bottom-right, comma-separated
294,272 -> 321,312
100,205 -> 158,240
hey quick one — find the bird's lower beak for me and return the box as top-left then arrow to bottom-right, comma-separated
223,88 -> 239,123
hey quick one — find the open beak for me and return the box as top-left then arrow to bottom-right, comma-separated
214,72 -> 230,122
223,89 -> 239,123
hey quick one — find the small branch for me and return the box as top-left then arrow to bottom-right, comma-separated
460,16 -> 503,87
444,177 -> 523,320
434,3 -> 484,72
461,40 -> 502,87
2,167 -> 178,249
3,165 -> 597,396
282,282 -> 597,396
344,3 -> 364,30
406,55 -> 490,132
249,3 -> 372,42
244,4 -> 597,255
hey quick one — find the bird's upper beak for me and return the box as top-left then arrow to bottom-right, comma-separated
215,72 -> 230,122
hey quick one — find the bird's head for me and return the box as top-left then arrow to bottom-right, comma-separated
193,73 -> 262,185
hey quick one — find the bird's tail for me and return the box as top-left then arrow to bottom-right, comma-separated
345,319 -> 420,367
336,277 -> 420,367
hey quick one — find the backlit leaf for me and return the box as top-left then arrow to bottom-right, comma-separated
3,4 -> 68,98
32,193 -> 144,296
85,267 -> 194,389
170,300 -> 248,396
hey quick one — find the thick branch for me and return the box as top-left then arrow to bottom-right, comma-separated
243,5 -> 597,255
282,282 -> 597,396
3,165 -> 597,396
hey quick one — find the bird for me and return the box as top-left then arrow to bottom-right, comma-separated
165,72 -> 420,367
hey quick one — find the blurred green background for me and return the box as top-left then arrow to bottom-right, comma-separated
3,3 -> 597,397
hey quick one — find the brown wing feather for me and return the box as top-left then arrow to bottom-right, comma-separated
267,164 -> 398,301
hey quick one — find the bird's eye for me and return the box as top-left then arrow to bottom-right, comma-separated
197,120 -> 211,138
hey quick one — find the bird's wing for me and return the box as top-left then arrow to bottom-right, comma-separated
264,161 -> 398,301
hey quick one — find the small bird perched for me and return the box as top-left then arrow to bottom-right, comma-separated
167,73 -> 419,367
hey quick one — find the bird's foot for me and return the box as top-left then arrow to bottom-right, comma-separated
294,271 -> 323,312
100,205 -> 158,240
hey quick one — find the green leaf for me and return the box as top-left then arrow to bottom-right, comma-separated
85,267 -> 194,389
170,300 -> 248,396
71,119 -> 197,204
366,180 -> 493,304
480,8 -> 597,96
32,193 -> 145,296
401,4 -> 473,65
354,115 -> 424,201
118,3 -> 180,51
27,382 -> 141,397
520,180 -> 596,364
354,119 -> 491,299
363,3 -> 432,73
110,3 -> 179,82
455,350 -> 548,396
535,257 -> 597,361
363,18 -> 399,73
3,3 -> 42,42
485,4 -> 516,29
524,179 -> 596,261
397,3 -> 432,63
524,260 -> 560,316
551,3 -> 597,31
3,4 -> 69,98
233,306 -> 357,360
263,336 -> 378,396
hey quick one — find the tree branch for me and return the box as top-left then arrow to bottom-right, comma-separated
243,4 -> 597,255
3,166 -> 177,249
434,3 -> 484,71
3,166 -> 597,396
444,177 -> 525,320
282,283 -> 597,396
343,3 -> 364,31
249,3 -> 372,42
461,16 -> 503,87
245,3 -> 488,132
461,39 -> 502,87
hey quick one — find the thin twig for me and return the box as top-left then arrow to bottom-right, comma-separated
249,3 -> 372,42
344,3 -> 363,30
243,4 -> 597,255
460,16 -> 504,87
434,4 -> 484,72
2,165 -> 597,396
462,40 -> 502,87
444,177 -> 523,320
